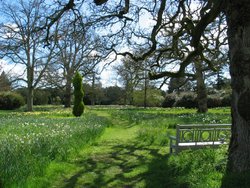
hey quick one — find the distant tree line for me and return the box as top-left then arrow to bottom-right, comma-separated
0,68 -> 231,109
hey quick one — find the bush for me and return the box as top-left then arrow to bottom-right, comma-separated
0,92 -> 25,110
207,95 -> 222,108
162,94 -> 176,108
174,92 -> 197,108
72,72 -> 84,117
221,94 -> 231,107
33,89 -> 50,105
133,89 -> 165,107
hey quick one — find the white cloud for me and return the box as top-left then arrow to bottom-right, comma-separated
100,68 -> 119,87
0,60 -> 25,75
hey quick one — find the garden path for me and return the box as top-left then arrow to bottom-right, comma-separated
52,116 -> 169,188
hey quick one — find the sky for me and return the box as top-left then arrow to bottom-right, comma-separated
0,0 -> 229,92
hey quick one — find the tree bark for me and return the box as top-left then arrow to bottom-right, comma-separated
64,77 -> 72,108
144,72 -> 148,108
27,87 -> 33,111
194,61 -> 208,113
26,65 -> 34,111
226,1 -> 250,172
64,69 -> 73,108
91,74 -> 96,105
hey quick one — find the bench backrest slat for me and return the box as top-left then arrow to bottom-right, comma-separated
177,124 -> 231,143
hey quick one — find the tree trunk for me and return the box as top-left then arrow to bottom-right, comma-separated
26,65 -> 33,111
91,74 -> 95,105
64,76 -> 72,108
27,87 -> 33,111
194,61 -> 208,113
144,74 -> 148,108
226,1 -> 250,172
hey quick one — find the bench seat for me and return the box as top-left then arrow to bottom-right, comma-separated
178,141 -> 225,146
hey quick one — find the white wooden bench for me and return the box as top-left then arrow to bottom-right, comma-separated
169,124 -> 231,153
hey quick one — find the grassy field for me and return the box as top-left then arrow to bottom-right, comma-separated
0,106 -> 231,187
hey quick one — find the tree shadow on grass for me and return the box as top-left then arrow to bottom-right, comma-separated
60,140 -> 192,188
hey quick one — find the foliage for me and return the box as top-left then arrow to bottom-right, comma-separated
102,86 -> 124,105
72,72 -> 84,117
162,93 -> 176,108
115,56 -> 144,105
207,95 -> 222,108
207,91 -> 232,108
0,92 -> 25,110
33,89 -> 50,105
0,71 -> 11,92
221,93 -> 231,107
174,92 -> 198,108
16,88 -> 52,106
162,91 -> 231,109
133,88 -> 164,107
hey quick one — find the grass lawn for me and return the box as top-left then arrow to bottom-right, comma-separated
0,106 -> 231,187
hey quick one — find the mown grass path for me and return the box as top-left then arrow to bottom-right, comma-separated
51,113 -> 169,188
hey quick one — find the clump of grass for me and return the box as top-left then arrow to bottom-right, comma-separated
136,118 -> 170,145
165,147 -> 227,188
0,111 -> 109,187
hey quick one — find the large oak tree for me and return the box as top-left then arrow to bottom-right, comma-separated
33,0 -> 250,174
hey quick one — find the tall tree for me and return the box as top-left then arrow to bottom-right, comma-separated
43,16 -> 109,108
27,0 -> 250,174
72,71 -> 84,117
0,0 -> 56,111
116,56 -> 144,105
194,61 -> 208,113
92,0 -> 250,173
0,71 -> 11,91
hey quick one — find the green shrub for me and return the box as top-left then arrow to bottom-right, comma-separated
162,93 -> 176,108
72,72 -> 84,117
174,92 -> 197,108
0,92 -> 25,110
221,94 -> 231,107
133,89 -> 164,107
207,95 -> 222,108
33,89 -> 50,105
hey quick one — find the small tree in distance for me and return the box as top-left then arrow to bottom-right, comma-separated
72,72 -> 84,117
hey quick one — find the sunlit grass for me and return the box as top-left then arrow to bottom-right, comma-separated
0,106 -> 232,187
109,107 -> 231,146
0,107 -> 110,187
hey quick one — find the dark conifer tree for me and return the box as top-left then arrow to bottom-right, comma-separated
72,72 -> 84,117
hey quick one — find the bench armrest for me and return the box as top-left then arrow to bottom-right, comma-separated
169,135 -> 177,153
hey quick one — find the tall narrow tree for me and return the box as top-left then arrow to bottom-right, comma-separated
72,71 -> 84,117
